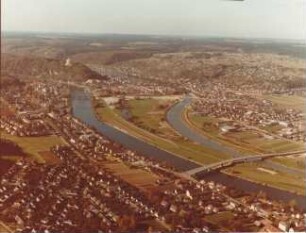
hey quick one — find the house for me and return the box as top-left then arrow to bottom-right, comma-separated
15,215 -> 24,225
170,204 -> 178,213
220,125 -> 237,133
161,200 -> 169,208
227,202 -> 236,210
278,221 -> 289,232
259,224 -> 280,232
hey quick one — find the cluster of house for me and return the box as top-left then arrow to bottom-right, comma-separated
192,89 -> 305,142
2,143 -> 304,233
238,196 -> 306,232
49,114 -> 112,162
1,79 -> 305,232
263,119 -> 306,142
1,87 -> 38,114
151,179 -> 258,231
208,65 -> 305,96
0,81 -> 69,137
46,101 -> 306,232
88,65 -> 183,97
49,111 -> 176,173
0,116 -> 52,137
0,147 -> 159,232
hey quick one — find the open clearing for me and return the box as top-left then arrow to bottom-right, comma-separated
224,163 -> 305,196
0,138 -> 26,176
204,211 -> 234,225
1,131 -> 66,163
102,160 -> 159,192
264,95 -> 305,111
127,98 -> 178,136
39,151 -> 62,164
271,155 -> 305,170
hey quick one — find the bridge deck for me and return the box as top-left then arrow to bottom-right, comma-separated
183,150 -> 306,176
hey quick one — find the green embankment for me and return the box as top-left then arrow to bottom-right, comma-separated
95,98 -> 230,165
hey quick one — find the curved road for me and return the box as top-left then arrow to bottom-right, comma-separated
166,96 -> 305,177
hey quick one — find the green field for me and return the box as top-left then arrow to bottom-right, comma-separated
271,156 -> 305,170
95,98 -> 230,165
188,111 -> 305,194
187,113 -> 262,155
1,131 -> 66,163
187,112 -> 305,171
128,98 -> 168,134
224,163 -> 305,195
264,95 -> 305,111
252,138 -> 304,153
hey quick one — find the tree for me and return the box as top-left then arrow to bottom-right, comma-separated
118,215 -> 136,231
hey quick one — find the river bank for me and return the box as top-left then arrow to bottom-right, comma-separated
71,88 -> 305,209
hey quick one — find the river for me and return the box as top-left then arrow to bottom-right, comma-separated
71,89 -> 305,209
167,96 -> 242,158
71,89 -> 198,171
167,96 -> 305,178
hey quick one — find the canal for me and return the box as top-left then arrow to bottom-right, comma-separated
71,89 -> 305,209
167,96 -> 242,158
71,89 -> 199,171
167,96 -> 305,177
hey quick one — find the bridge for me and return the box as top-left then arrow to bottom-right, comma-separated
183,150 -> 306,177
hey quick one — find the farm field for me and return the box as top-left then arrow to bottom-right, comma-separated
0,138 -> 27,176
263,95 -> 305,111
102,160 -> 159,192
1,131 -> 66,163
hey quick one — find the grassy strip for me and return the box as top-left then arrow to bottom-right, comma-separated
224,163 -> 305,196
187,112 -> 305,171
186,112 -> 258,155
95,102 -> 229,165
1,131 -> 66,163
271,156 -> 305,170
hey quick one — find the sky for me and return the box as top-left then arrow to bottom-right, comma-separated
2,0 -> 306,40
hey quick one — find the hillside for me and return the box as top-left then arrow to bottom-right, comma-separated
1,53 -> 107,81
109,52 -> 305,91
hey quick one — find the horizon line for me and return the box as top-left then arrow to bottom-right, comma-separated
2,30 -> 306,43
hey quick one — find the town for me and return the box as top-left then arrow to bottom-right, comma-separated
1,68 -> 305,232
1,20 -> 306,232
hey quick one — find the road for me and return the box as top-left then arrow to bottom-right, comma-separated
0,221 -> 13,233
184,150 -> 306,176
